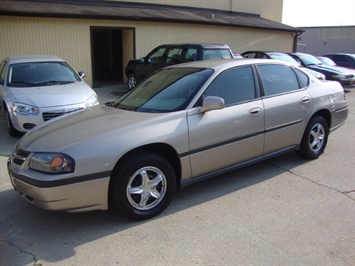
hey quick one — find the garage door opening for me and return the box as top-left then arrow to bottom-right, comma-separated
91,27 -> 134,88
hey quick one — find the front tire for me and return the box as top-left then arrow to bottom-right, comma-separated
297,116 -> 329,159
127,73 -> 138,90
109,152 -> 176,220
4,106 -> 20,137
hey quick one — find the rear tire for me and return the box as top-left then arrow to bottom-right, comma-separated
109,152 -> 176,220
297,116 -> 328,159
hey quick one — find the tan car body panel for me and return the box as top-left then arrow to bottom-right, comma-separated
7,59 -> 349,213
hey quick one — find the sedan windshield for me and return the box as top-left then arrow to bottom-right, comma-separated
268,53 -> 300,66
114,68 -> 214,112
299,54 -> 323,66
7,62 -> 81,87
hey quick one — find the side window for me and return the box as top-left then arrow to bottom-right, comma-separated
185,48 -> 197,62
166,48 -> 183,64
243,52 -> 257,58
204,66 -> 256,106
294,68 -> 309,88
147,47 -> 166,64
333,55 -> 348,63
203,49 -> 232,60
0,60 -> 8,81
258,64 -> 300,96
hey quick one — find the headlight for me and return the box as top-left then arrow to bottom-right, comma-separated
85,94 -> 99,108
29,153 -> 75,174
12,103 -> 39,115
332,74 -> 346,79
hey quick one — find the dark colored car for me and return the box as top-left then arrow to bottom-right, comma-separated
317,56 -> 355,73
125,43 -> 233,89
323,53 -> 355,70
288,52 -> 355,86
241,51 -> 325,80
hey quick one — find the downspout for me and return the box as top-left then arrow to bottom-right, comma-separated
293,31 -> 303,52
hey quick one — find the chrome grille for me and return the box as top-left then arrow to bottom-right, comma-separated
42,108 -> 83,121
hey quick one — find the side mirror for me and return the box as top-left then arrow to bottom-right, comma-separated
140,57 -> 145,62
78,71 -> 86,79
200,96 -> 225,113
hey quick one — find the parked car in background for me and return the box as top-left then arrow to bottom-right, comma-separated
323,53 -> 355,69
241,51 -> 326,80
288,52 -> 355,86
317,56 -> 355,73
8,59 -> 348,220
0,55 -> 99,136
125,43 -> 234,89
233,53 -> 243,58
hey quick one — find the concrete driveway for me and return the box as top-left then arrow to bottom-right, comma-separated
0,85 -> 354,265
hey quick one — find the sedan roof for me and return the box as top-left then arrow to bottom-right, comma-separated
170,58 -> 292,70
7,55 -> 65,64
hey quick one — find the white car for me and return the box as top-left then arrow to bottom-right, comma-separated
0,55 -> 99,136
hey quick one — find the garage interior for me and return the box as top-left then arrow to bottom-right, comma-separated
91,27 -> 134,87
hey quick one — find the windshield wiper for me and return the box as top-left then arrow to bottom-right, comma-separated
10,81 -> 37,87
36,80 -> 74,86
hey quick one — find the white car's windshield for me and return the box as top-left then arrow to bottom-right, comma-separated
114,68 -> 214,113
7,62 -> 81,87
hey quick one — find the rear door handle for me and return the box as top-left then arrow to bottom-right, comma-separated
301,96 -> 311,103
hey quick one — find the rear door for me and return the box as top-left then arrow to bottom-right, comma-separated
257,64 -> 312,153
187,65 -> 264,177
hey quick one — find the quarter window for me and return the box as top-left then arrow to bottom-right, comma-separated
204,66 -> 256,106
258,64 -> 300,96
294,68 -> 309,88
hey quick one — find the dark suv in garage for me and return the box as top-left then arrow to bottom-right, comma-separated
125,43 -> 234,89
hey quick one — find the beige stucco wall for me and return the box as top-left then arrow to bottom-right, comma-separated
109,0 -> 283,22
0,15 -> 294,87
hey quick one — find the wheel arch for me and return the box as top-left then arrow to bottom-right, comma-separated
110,142 -> 182,189
309,109 -> 331,128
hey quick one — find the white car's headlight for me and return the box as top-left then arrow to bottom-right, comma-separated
332,74 -> 346,79
85,94 -> 99,108
29,153 -> 75,174
12,103 -> 39,115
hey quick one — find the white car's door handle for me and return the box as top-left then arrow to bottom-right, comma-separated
301,96 -> 311,103
249,107 -> 262,116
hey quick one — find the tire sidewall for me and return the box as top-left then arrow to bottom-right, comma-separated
111,152 -> 176,220
300,116 -> 329,159
5,106 -> 19,137
127,74 -> 138,90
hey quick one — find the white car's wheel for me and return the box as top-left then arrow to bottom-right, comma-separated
4,105 -> 20,137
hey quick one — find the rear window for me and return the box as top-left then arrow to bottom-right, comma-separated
203,49 -> 232,60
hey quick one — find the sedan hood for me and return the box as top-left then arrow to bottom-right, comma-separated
10,81 -> 95,107
19,105 -> 182,152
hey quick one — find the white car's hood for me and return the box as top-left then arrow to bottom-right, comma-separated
11,81 -> 95,107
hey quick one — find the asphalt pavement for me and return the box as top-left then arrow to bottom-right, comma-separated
0,84 -> 354,265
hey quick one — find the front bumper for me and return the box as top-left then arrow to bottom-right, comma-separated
8,158 -> 110,212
